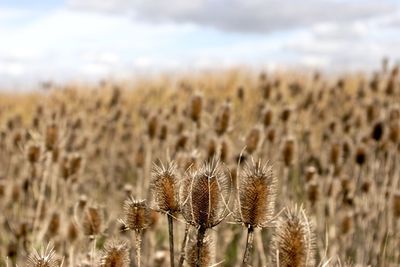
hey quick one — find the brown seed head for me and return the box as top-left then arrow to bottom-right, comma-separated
238,160 -> 276,228
282,137 -> 296,167
82,206 -> 102,237
151,161 -> 180,214
122,197 -> 150,232
246,126 -> 262,154
215,102 -> 231,136
272,206 -> 315,267
100,240 -> 130,267
181,159 -> 230,229
186,236 -> 212,267
45,124 -> 58,151
189,93 -> 203,122
27,244 -> 59,267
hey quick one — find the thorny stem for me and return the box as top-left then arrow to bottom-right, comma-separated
178,224 -> 190,267
242,225 -> 254,266
196,226 -> 207,267
135,230 -> 142,267
91,237 -> 97,267
168,214 -> 175,267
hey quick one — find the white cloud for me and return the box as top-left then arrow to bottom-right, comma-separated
67,0 -> 399,33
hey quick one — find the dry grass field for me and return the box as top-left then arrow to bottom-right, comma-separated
0,66 -> 399,267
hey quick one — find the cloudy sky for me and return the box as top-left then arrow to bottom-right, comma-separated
1,0 -> 400,87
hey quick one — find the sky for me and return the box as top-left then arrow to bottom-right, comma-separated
1,0 -> 400,88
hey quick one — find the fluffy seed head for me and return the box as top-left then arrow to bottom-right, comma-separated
271,206 -> 315,267
100,240 -> 130,267
151,160 -> 180,214
238,160 -> 277,228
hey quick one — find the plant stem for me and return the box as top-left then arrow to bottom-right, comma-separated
195,227 -> 206,267
168,214 -> 175,267
135,230 -> 142,267
242,225 -> 254,266
178,224 -> 189,267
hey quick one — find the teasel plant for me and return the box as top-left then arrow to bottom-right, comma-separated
236,159 -> 278,266
151,160 -> 180,267
120,197 -> 150,267
180,159 -> 232,267
100,239 -> 130,267
27,243 -> 61,267
271,205 -> 315,267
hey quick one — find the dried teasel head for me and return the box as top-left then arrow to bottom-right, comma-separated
27,244 -> 59,267
238,159 -> 277,228
147,114 -> 158,140
189,93 -> 203,123
186,235 -> 213,267
82,205 -> 102,237
151,160 -> 180,214
215,102 -> 231,136
121,197 -> 150,232
181,159 -> 230,229
282,137 -> 296,167
27,143 -> 41,164
45,124 -> 58,151
271,205 -> 315,267
100,240 -> 130,267
393,191 -> 400,218
245,126 -> 262,154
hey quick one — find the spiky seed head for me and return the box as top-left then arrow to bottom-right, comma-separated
159,123 -> 168,141
67,220 -> 79,243
215,102 -> 231,136
82,206 -> 102,237
271,206 -> 315,267
27,244 -> 59,267
307,182 -> 319,206
282,137 -> 296,167
46,212 -> 60,237
393,191 -> 400,218
354,146 -> 367,166
238,160 -> 276,228
181,159 -> 230,229
151,161 -> 180,214
389,122 -> 400,143
220,138 -> 230,162
206,138 -> 217,161
186,236 -> 213,267
189,93 -> 203,122
147,114 -> 158,139
329,142 -> 341,166
371,121 -> 384,142
340,212 -> 353,234
27,144 -> 41,163
175,132 -> 189,152
122,197 -> 150,231
305,166 -> 316,182
246,126 -> 262,154
261,107 -> 273,128
280,106 -> 292,122
100,240 -> 130,267
45,124 -> 58,151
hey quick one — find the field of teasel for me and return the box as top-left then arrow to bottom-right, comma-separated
0,65 -> 399,267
